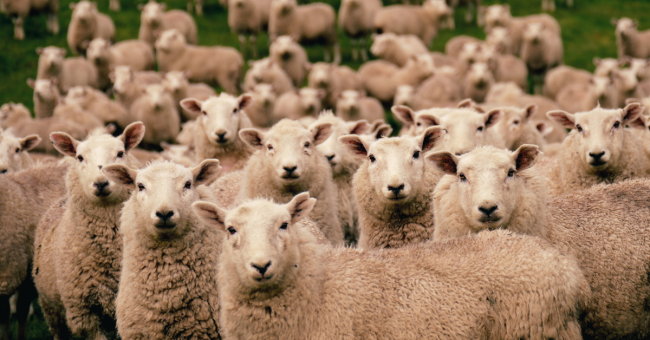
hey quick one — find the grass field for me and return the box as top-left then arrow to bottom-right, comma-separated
2,0 -> 650,338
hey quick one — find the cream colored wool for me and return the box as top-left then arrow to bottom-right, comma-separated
130,84 -> 180,147
67,1 -> 115,56
65,86 -> 128,127
483,5 -> 560,55
373,4 -> 444,47
462,62 -> 495,103
228,0 -> 272,59
411,71 -> 462,110
102,160 -> 222,340
308,62 -> 361,108
370,33 -> 429,67
358,55 -> 434,103
269,36 -> 310,87
53,100 -> 104,131
614,18 -> 650,60
192,196 -> 586,340
273,88 -> 325,121
245,84 -> 277,128
138,0 -> 197,46
0,130 -> 40,174
36,46 -> 98,94
242,58 -> 293,95
543,65 -> 593,101
86,38 -> 155,91
335,90 -> 384,123
340,127 -> 444,249
33,123 -> 144,340
490,105 -> 546,150
520,22 -> 563,93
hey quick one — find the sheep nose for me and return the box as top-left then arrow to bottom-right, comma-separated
283,166 -> 297,174
589,151 -> 605,161
94,181 -> 109,191
325,155 -> 335,162
216,132 -> 227,142
251,261 -> 272,275
387,184 -> 405,195
479,205 -> 498,217
156,210 -> 174,223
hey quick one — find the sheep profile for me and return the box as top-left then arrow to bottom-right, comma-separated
613,17 -> 650,60
269,36 -> 311,86
27,78 -> 60,119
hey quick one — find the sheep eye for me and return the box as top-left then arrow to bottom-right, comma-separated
202,111 -> 207,115
267,145 -> 274,151
77,155 -> 84,162
138,183 -> 145,191
459,173 -> 467,181
233,108 -> 239,114
280,222 -> 288,230
416,123 -> 421,126
513,120 -> 520,125
227,227 -> 237,235
369,155 -> 376,163
304,142 -> 310,148
117,151 -> 124,158
184,181 -> 191,189
576,125 -> 583,132
477,126 -> 484,132
507,169 -> 515,177
413,150 -> 420,159
15,148 -> 20,153
613,121 -> 621,129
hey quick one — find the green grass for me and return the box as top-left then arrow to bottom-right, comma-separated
2,0 -> 650,338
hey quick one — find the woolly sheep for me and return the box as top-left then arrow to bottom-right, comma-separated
482,46 -> 528,90
593,57 -> 620,78
110,66 -> 148,114
393,85 -> 417,108
485,26 -> 513,55
612,67 -> 640,107
65,86 -> 128,127
228,0 -> 273,58
86,38 -> 155,91
67,1 -> 115,56
33,123 -> 144,340
160,142 -> 196,167
2,0 -> 58,40
393,104 -> 458,137
373,1 -> 448,47
490,105 -> 547,150
131,84 -> 180,148
0,130 -> 40,174
36,46 -> 98,94
542,103 -> 646,196
543,65 -> 593,101
335,90 -> 383,122
101,160 -> 222,339
358,54 -> 435,103
243,58 -> 293,95
521,22 -> 563,94
369,33 -> 429,67
245,84 -> 277,128
191,194 -> 586,339
428,145 -> 650,338
338,0 -> 382,61
138,0 -> 197,46
269,0 -> 340,63
176,120 -> 197,146
613,17 -> 650,60
556,77 -> 618,113
186,0 -> 203,15
483,5 -> 560,55
52,99 -> 105,131
273,88 -> 325,121
269,36 -> 310,86
444,35 -> 482,58
462,62 -> 494,103
409,70 -> 462,109
27,78 -> 59,119
307,62 -> 361,108
161,71 -> 216,121
156,29 -> 243,94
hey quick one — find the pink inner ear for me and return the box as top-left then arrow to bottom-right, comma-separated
343,139 -> 367,156
428,153 -> 457,174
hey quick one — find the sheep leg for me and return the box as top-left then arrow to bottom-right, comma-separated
109,0 -> 120,11
465,2 -> 473,23
12,17 -> 24,40
360,38 -> 369,62
0,296 -> 9,340
550,0 -> 556,11
238,34 -> 247,59
48,14 -> 60,34
196,0 -> 204,16
250,35 -> 258,60
188,0 -> 194,12
333,43 -> 341,65
324,49 -> 331,63
15,280 -> 36,340
351,39 -> 358,62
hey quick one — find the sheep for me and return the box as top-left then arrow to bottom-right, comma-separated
410,69 -> 462,109
521,22 -> 563,94
33,123 -> 144,340
613,17 -> 650,60
245,84 -> 277,128
543,65 -> 593,101
269,0 -> 340,63
180,94 -> 255,173
243,58 -> 293,95
273,88 -> 325,121
228,0 -> 273,59
427,145 -> 650,338
338,0 -> 382,61
2,0 -> 58,40
392,105 -> 456,137
444,35 -> 483,58
138,0 -> 197,46
160,142 -> 196,167
369,33 -> 429,67
485,26 -> 513,55
101,160 -> 222,340
542,103 -> 646,196
358,54 -> 435,103
593,57 -> 620,78
269,36 -> 311,87
186,0 -> 203,15
393,85 -> 417,108
86,38 -> 155,91
556,77 -> 618,113
0,160 -> 69,340
234,119 -> 344,245
307,62 -> 361,108
191,194 -> 586,339
156,29 -> 243,95
462,62 -> 495,103
36,46 -> 99,94
131,85 -> 180,149
27,78 -> 60,119
0,130 -> 40,174
52,99 -> 105,131
67,1 -> 115,56
373,1 -> 449,47
65,86 -> 128,127
490,105 -> 547,150
483,5 -> 560,55
335,90 -> 384,122
612,67 -> 640,107
161,71 -> 216,122
110,66 -> 148,114
625,57 -> 650,82
359,121 -> 392,145
482,46 -> 528,90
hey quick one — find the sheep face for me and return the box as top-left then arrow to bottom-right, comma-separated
240,120 -> 332,184
493,106 -> 537,150
548,103 -> 644,172
458,42 -> 483,65
393,86 -> 414,108
192,193 -> 315,291
181,94 -> 253,146
252,84 -> 276,108
247,58 -> 273,83
308,63 -> 334,90
298,88 -> 324,116
142,84 -> 170,111
410,55 -> 436,79
104,160 -> 221,238
29,78 -> 58,101
590,76 -> 617,105
111,66 -> 135,94
141,1 -> 166,26
0,103 -> 30,129
484,4 -> 510,28
86,38 -> 110,64
311,113 -> 369,176
340,127 -> 443,202
37,47 -> 65,71
66,86 -> 91,103
162,71 -> 190,94
369,33 -> 395,57
155,29 -> 185,54
614,18 -> 638,39
466,62 -> 494,90
337,90 -> 363,116
485,27 -> 511,54
612,68 -> 639,97
0,132 -> 40,174
437,109 -> 502,156
50,122 -> 145,203
426,145 -> 540,231
593,58 -> 619,78
270,36 -> 297,61
272,0 -> 297,16
522,23 -> 545,45
71,1 -> 97,23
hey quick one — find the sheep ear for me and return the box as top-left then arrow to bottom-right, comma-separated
192,201 -> 228,231
418,113 -> 440,127
103,164 -> 138,189
237,94 -> 253,110
536,122 -> 554,137
524,105 -> 538,121
374,124 -> 392,139
27,79 -> 35,89
239,128 -> 265,150
547,110 -> 576,129
611,18 -> 618,26
338,135 -> 369,158
457,98 -> 476,109
285,192 -> 316,224
347,120 -> 370,135
484,109 -> 502,128
311,122 -> 333,146
180,98 -> 203,114
50,132 -> 80,157
192,159 -> 222,187
120,122 -> 145,151
513,144 -> 541,172
629,116 -> 647,130
418,126 -> 444,152
622,102 -> 644,123
19,135 -> 42,152
392,105 -> 415,125
425,151 -> 458,175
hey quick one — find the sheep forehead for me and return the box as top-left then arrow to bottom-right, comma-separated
458,147 -> 514,175
266,121 -> 312,145
574,109 -> 621,130
369,137 -> 418,159
138,162 -> 190,186
299,88 -> 319,98
202,95 -> 238,113
341,90 -> 359,99
442,110 -> 484,127
145,84 -> 165,95
76,135 -> 124,158
228,200 -> 291,231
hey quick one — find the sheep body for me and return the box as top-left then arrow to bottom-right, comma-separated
2,0 -> 59,40
36,47 -> 99,93
358,55 -> 434,103
243,58 -> 293,95
245,84 -> 277,128
28,78 -> 60,119
161,71 -> 216,121
67,1 -> 115,56
130,85 -> 180,147
52,100 -> 105,131
138,1 -> 197,46
335,90 -> 384,122
273,88 -> 325,121
269,36 -> 310,87
65,86 -> 128,127
373,4 -> 440,46
614,18 -> 650,60
543,65 -> 593,100
520,22 -> 563,93
308,63 -> 361,108
369,33 -> 429,67
86,38 -> 155,91
338,0 -> 382,61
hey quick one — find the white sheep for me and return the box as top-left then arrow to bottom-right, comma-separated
543,65 -> 593,101
130,84 -> 180,148
358,54 -> 435,103
161,71 -> 216,121
67,1 -> 115,56
138,0 -> 197,46
462,62 -> 495,103
611,67 -> 640,107
156,29 -> 243,95
307,62 -> 361,108
269,36 -> 311,87
369,33 -> 429,67
613,18 -> 650,60
36,46 -> 99,94
444,35 -> 483,58
86,38 -> 155,91
490,105 -> 547,150
273,88 -> 325,121
0,130 -> 40,174
52,99 -> 105,131
373,1 -> 449,47
245,84 -> 278,128
2,0 -> 58,40
27,78 -> 60,119
335,90 -> 384,122
556,77 -> 618,113
338,0 -> 382,61
228,0 -> 273,58
243,58 -> 293,95
482,46 -> 528,90
521,22 -> 563,94
408,69 -> 463,110
65,86 -> 128,127
593,57 -> 620,78
485,26 -> 513,55
191,194 -> 586,339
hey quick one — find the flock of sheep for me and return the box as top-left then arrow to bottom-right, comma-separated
3,0 -> 650,339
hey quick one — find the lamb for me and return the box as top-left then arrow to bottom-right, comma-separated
542,103 -> 646,196
269,0 -> 340,63
191,194 -> 586,339
180,94 -> 254,173
269,36 -> 311,86
307,62 -> 361,108
373,1 -> 448,47
339,127 -> 443,249
243,58 -> 293,95
2,0 -> 58,40
228,0 -> 273,58
86,38 -> 155,91
138,0 -> 197,46
161,71 -> 216,121
273,88 -> 325,121
0,161 -> 69,340
543,65 -> 593,100
427,145 -> 650,338
521,22 -> 563,94
52,99 -> 105,131
556,76 -> 618,113
33,123 -> 144,340
593,57 -> 620,78
130,84 -> 180,149
358,54 -> 435,103
338,0 -> 382,61
613,17 -> 650,60
65,86 -> 128,128
0,130 -> 40,174
335,90 -> 384,122
490,105 -> 547,150
462,62 -> 495,103
27,78 -> 60,118
101,160 -> 222,340
369,33 -> 429,67
156,29 -> 243,95
36,46 -> 99,94
67,1 -> 115,56
245,84 -> 277,128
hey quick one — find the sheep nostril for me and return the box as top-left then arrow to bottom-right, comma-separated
326,155 -> 335,162
479,205 -> 498,216
252,261 -> 272,275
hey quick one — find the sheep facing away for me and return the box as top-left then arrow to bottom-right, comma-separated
67,1 -> 115,56
191,194 -> 587,339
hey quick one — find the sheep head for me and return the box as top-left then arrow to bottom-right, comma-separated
483,4 -> 511,28
37,46 -> 65,71
0,132 -> 40,174
181,93 -> 253,146
155,29 -> 185,54
310,112 -> 369,177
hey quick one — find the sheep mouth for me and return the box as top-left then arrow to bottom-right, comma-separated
479,216 -> 502,224
155,222 -> 177,230
589,160 -> 608,168
94,190 -> 112,197
281,174 -> 300,180
280,52 -> 292,60
254,274 -> 274,282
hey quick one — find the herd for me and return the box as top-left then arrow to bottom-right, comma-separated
3,0 -> 650,339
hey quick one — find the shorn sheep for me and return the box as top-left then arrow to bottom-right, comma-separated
428,145 -> 650,338
138,0 -> 197,46
102,160 -> 222,340
339,127 -> 444,249
191,194 -> 587,339
67,1 -> 115,56
33,123 -> 145,340
2,0 -> 58,40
